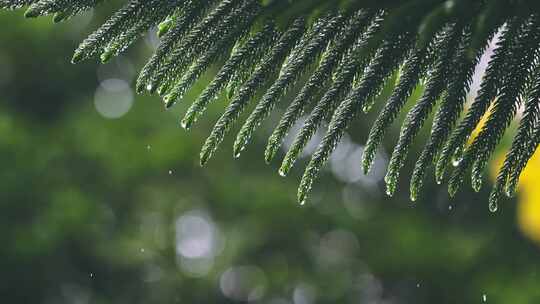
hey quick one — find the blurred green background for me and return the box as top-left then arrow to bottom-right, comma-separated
1,4 -> 540,304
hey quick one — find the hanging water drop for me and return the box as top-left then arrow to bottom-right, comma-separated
489,201 -> 498,213
168,170 -> 173,175
180,120 -> 188,130
385,174 -> 396,197
181,115 -> 197,130
482,294 -> 487,302
164,94 -> 176,109
505,183 -> 517,198
362,102 -> 374,114
472,176 -> 483,193
435,172 -> 444,185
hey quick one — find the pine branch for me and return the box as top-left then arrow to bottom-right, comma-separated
279,11 -> 385,177
265,9 -> 373,163
385,22 -> 463,198
233,13 -> 343,157
4,0 -> 540,209
436,16 -> 523,183
490,66 -> 540,207
298,29 -> 416,203
182,22 -> 277,130
448,15 -> 540,208
200,17 -> 305,165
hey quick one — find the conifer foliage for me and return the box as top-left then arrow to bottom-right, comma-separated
2,0 -> 540,210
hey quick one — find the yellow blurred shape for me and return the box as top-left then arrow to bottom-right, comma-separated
512,151 -> 540,244
470,102 -> 540,244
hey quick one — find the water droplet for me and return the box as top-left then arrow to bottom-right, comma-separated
146,145 -> 151,151
482,294 -> 487,302
472,175 -> 483,192
385,178 -> 396,197
146,84 -> 153,92
164,94 -> 172,105
436,180 -> 442,185
140,248 -> 145,253
505,183 -> 517,198
299,200 -> 306,206
416,283 -> 420,288
448,205 -> 453,211
452,158 -> 462,167
90,273 -> 94,278
489,202 -> 498,213
362,103 -> 373,113
168,170 -> 173,175
278,168 -> 286,177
